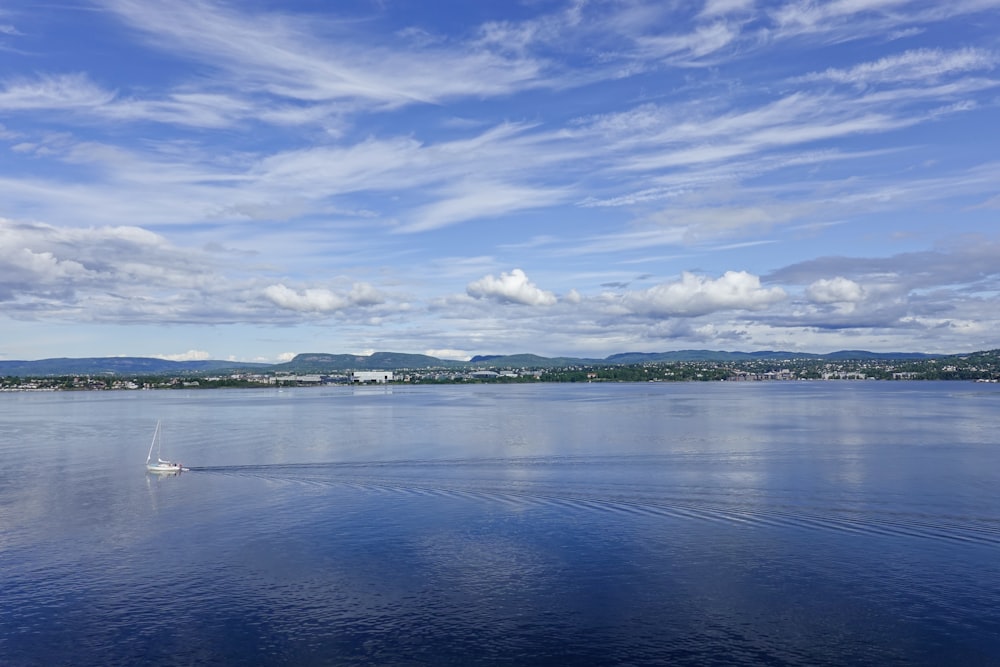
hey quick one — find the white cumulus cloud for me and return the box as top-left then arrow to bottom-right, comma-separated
263,282 -> 384,313
348,282 -> 385,306
264,284 -> 346,311
467,268 -> 557,306
625,270 -> 786,316
806,276 -> 865,303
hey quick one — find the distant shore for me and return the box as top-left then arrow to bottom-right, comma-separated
3,353 -> 999,392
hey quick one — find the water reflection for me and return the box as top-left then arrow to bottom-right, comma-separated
1,382 -> 999,666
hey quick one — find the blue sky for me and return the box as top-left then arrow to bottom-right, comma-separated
1,0 -> 999,362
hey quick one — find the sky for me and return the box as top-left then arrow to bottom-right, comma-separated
1,0 -> 999,363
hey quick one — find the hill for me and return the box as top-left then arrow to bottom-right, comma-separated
604,350 -> 942,364
273,352 -> 465,373
0,357 -> 269,377
470,353 -> 596,368
0,349 -> 954,377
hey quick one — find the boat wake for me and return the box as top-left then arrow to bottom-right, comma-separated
183,459 -> 1000,548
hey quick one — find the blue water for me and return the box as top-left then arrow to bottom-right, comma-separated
2,382 -> 999,665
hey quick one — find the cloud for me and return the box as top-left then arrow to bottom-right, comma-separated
263,282 -> 384,313
3,246 -> 93,287
637,20 -> 740,63
747,237 -> 1000,336
156,349 -> 211,361
467,269 -> 557,306
0,75 -> 345,130
623,271 -> 786,317
806,277 -> 865,303
103,92 -> 257,128
768,236 -> 1000,290
585,77 -> 990,187
771,0 -> 909,30
700,0 -> 755,18
0,219 -> 167,295
795,48 -> 997,86
264,283 -> 350,313
767,0 -> 921,42
346,282 -> 385,306
424,348 -> 472,361
0,218 -> 397,326
403,181 -> 569,232
2,25 -> 993,253
0,73 -> 114,110
102,0 -> 548,109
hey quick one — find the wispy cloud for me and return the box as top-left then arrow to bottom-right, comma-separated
403,182 -> 570,233
700,0 -> 755,19
0,73 -> 114,110
101,0 -> 549,108
795,47 -> 997,86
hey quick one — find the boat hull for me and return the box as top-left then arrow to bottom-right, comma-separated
146,463 -> 187,473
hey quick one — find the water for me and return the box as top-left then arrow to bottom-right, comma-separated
2,382 -> 999,665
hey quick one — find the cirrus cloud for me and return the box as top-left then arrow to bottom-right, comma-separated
795,47 -> 997,87
0,73 -> 114,111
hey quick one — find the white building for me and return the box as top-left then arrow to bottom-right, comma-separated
352,371 -> 394,383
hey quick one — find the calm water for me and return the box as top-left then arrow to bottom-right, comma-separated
1,382 -> 999,666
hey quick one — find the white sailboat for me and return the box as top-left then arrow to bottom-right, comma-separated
145,420 -> 187,473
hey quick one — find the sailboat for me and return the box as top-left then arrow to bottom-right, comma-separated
145,420 -> 188,473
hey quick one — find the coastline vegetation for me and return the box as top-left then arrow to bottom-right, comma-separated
3,350 -> 999,391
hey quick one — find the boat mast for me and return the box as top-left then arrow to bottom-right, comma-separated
146,420 -> 160,465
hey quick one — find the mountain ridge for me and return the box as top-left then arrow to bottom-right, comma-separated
0,349 -> 955,376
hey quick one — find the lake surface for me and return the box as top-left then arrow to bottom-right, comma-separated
2,381 -> 999,666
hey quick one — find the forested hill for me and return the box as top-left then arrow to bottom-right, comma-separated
0,357 -> 269,377
0,349 -> 953,376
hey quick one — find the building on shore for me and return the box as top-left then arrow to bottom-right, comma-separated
352,371 -> 394,384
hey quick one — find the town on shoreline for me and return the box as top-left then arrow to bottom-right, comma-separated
4,351 -> 999,391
